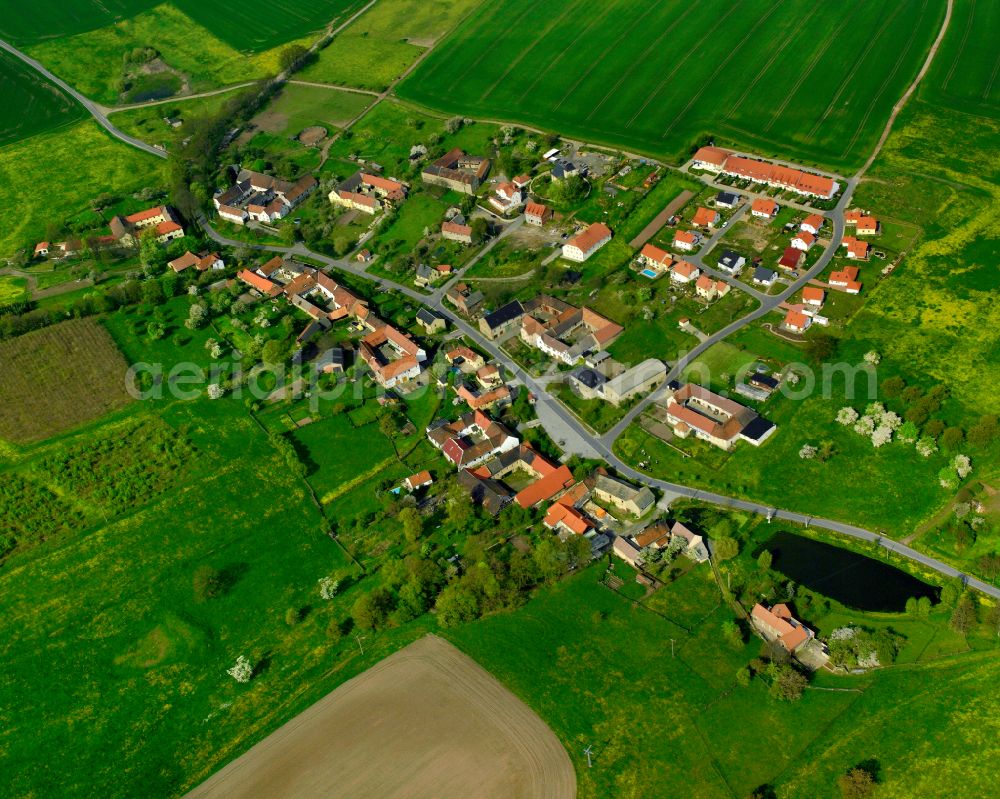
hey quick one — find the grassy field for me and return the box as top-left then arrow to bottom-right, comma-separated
921,0 -> 1000,118
0,276 -> 28,304
0,120 -> 166,258
107,86 -> 250,149
299,0 -> 484,91
446,556 -> 1000,798
0,0 -> 362,51
25,5 -> 305,105
0,49 -> 83,146
0,318 -> 134,445
399,0 -> 946,172
254,83 -> 373,137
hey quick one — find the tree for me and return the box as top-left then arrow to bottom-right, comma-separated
714,536 -> 739,562
769,665 -> 807,701
880,375 -> 905,398
925,418 -> 945,438
470,217 -> 488,244
284,607 -> 300,626
279,43 -> 309,72
318,576 -> 340,600
736,667 -> 751,687
193,565 -> 224,601
326,618 -> 344,643
940,578 -> 962,607
863,350 -> 880,365
968,415 -> 998,447
262,338 -> 285,365
950,593 -> 976,633
898,420 -> 919,442
976,553 -> 1000,580
916,596 -> 932,616
435,583 -> 479,627
905,596 -> 918,616
185,302 -> 207,330
142,279 -> 164,305
722,620 -> 743,648
941,426 -> 964,450
799,443 -> 817,459
836,406 -> 859,426
398,506 -> 423,543
444,116 -> 463,134
838,767 -> 875,799
352,587 -> 394,631
757,550 -> 773,571
445,481 -> 471,527
227,655 -> 253,683
533,537 -> 566,582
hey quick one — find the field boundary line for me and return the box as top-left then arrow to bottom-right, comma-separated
804,1 -> 909,144
725,3 -> 822,121
661,0 -> 787,138
941,0 -> 975,92
584,2 -> 699,123
625,1 -> 744,130
513,2 -> 620,105
981,49 -> 1000,100
761,12 -> 852,134
838,0 -> 930,161
551,1 -> 663,113
477,0 -> 586,103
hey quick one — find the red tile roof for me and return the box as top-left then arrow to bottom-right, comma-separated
751,198 -> 778,216
514,465 -> 574,508
674,230 -> 698,245
566,222 -> 612,254
692,207 -> 718,226
640,243 -> 672,266
692,146 -> 731,167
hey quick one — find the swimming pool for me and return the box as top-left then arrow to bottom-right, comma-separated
640,268 -> 659,278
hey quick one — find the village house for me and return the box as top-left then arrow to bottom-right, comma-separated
692,207 -> 719,228
415,308 -> 446,334
751,198 -> 779,219
717,250 -> 746,274
427,410 -> 520,470
475,445 -> 575,510
670,260 -> 700,284
695,275 -> 731,301
359,323 -> 427,389
456,382 -> 512,412
791,231 -> 815,251
751,603 -> 815,653
691,147 -> 840,199
639,243 -> 674,272
669,521 -> 710,562
801,286 -> 825,307
715,190 -> 740,209
783,308 -> 811,334
524,201 -> 552,226
167,251 -> 224,273
218,204 -> 248,225
445,345 -> 485,371
562,222 -> 612,262
422,148 -> 491,194
800,214 -> 824,235
479,300 -> 525,340
109,205 -> 184,247
458,469 -> 514,516
846,210 -> 880,236
519,295 -> 622,365
216,170 -> 317,224
778,246 -> 804,271
841,236 -> 870,260
489,181 -> 524,214
442,220 -> 474,245
544,482 -> 598,539
829,265 -> 862,293
444,282 -> 484,315
673,229 -> 700,251
601,359 -> 666,406
663,382 -> 776,450
476,364 -> 502,388
753,266 -> 777,286
404,471 -> 433,492
612,536 -> 644,568
591,473 -> 655,517
331,190 -> 380,215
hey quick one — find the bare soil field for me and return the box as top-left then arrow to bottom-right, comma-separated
184,635 -> 575,799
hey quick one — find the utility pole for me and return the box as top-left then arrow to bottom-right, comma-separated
670,638 -> 676,658
355,634 -> 366,655
583,745 -> 593,768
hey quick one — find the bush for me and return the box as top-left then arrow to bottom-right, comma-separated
193,565 -> 224,601
769,665 -> 808,701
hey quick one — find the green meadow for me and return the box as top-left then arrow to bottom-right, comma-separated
0,49 -> 83,146
922,0 -> 1000,118
399,0 -> 946,172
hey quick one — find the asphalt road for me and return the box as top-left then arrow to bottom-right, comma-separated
0,38 -> 168,159
201,214 -> 999,600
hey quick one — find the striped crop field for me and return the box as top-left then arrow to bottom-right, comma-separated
922,0 -> 1000,118
398,0 -> 947,173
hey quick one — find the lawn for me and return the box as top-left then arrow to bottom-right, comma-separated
299,0 -> 484,91
0,120 -> 167,258
0,49 -> 83,146
253,83 -> 373,138
398,0 -> 947,172
0,318 -> 134,445
0,276 -> 28,305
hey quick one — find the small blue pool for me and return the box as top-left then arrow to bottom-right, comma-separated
640,268 -> 659,278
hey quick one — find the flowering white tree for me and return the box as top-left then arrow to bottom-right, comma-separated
318,576 -> 340,600
207,383 -> 224,400
227,655 -> 253,683
864,402 -> 886,419
881,411 -> 902,431
210,343 -> 225,359
916,437 -> 938,457
953,454 -> 972,479
187,285 -> 199,296
785,371 -> 800,386
871,425 -> 893,447
953,502 -> 971,519
854,416 -> 876,436
864,351 -> 881,365
185,303 -> 207,330
836,407 -> 859,426
799,444 -> 817,460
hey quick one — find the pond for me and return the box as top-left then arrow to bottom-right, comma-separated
761,531 -> 939,612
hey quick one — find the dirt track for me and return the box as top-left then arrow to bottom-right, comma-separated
185,635 -> 575,799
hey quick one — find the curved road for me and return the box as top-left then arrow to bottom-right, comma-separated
0,38 -> 167,159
